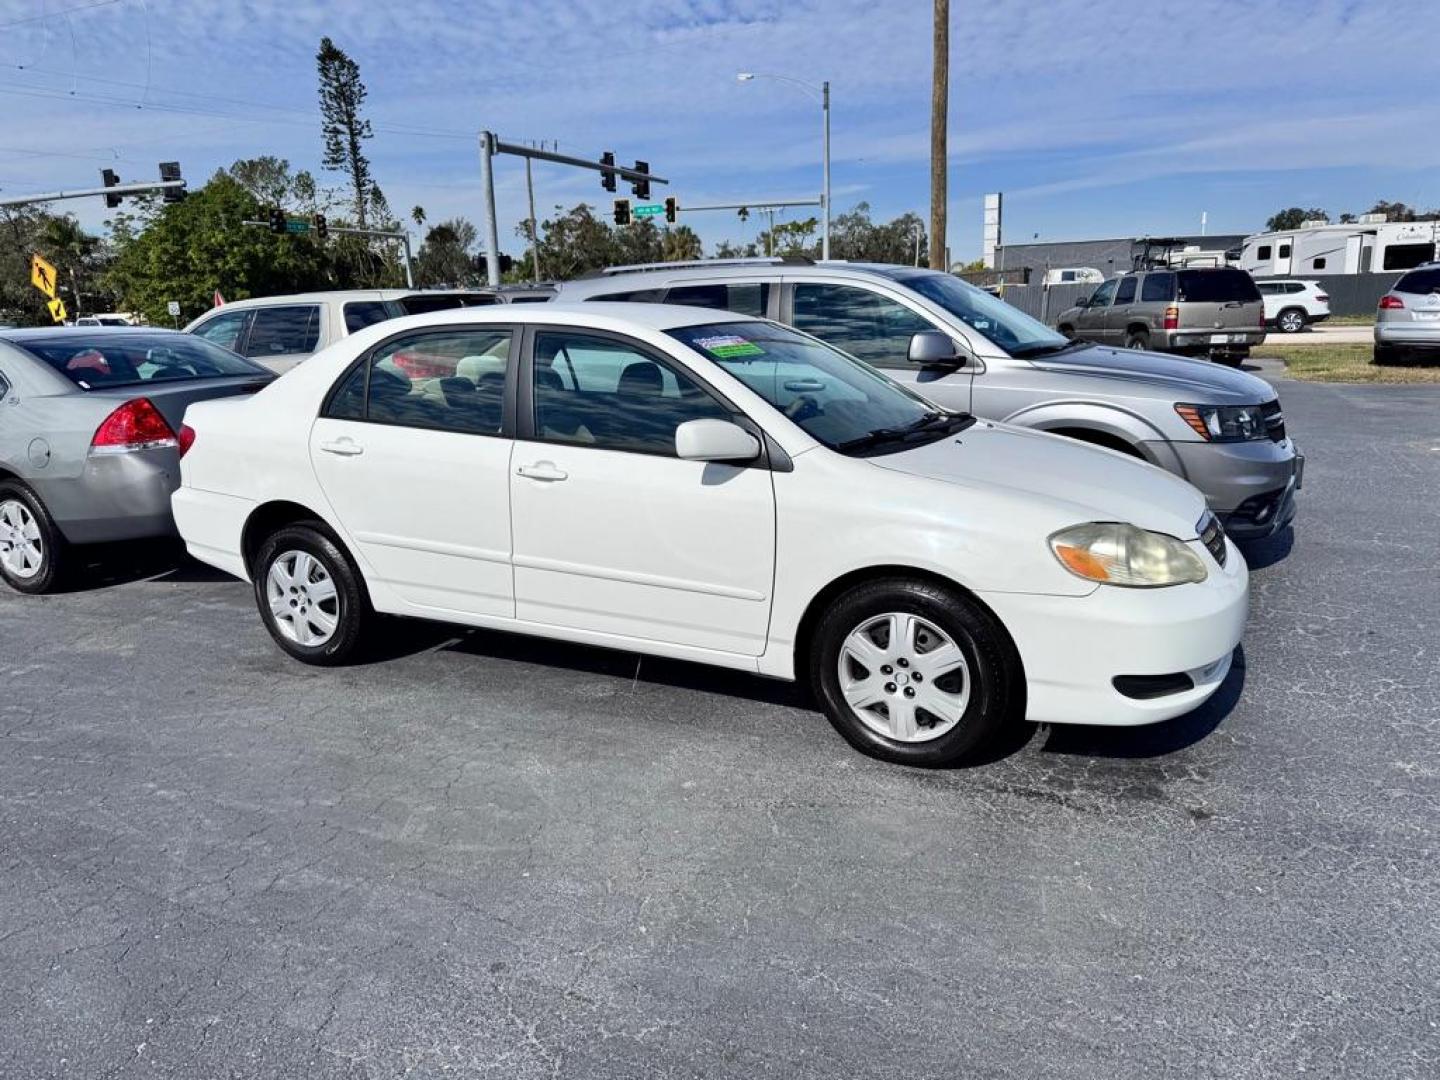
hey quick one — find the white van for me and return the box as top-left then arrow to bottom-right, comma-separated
1042,267 -> 1104,286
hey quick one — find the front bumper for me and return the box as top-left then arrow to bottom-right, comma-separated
979,536 -> 1248,727
1143,437 -> 1302,539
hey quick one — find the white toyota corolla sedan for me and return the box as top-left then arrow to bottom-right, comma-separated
172,303 -> 1247,767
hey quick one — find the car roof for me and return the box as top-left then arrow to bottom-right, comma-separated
350,301 -> 764,334
0,325 -> 191,343
557,259 -> 948,296
200,288 -> 503,309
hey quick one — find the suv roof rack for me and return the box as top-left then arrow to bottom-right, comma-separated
587,255 -> 816,278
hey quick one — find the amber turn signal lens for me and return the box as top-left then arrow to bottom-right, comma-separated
1053,544 -> 1111,581
1174,405 -> 1212,440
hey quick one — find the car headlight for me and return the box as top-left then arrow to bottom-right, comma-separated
1049,523 -> 1208,588
1174,403 -> 1267,442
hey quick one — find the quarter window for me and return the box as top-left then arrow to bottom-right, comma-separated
244,306 -> 320,358
665,282 -> 770,317
191,309 -> 251,352
791,283 -> 935,366
1114,276 -> 1138,304
343,300 -> 398,333
1141,273 -> 1176,302
531,332 -> 731,456
325,328 -> 513,436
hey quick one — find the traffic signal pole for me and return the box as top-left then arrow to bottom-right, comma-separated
476,131 -> 669,286
0,179 -> 185,209
241,219 -> 415,288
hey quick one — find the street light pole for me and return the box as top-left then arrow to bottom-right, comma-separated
737,72 -> 831,261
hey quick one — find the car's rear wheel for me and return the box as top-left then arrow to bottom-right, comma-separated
1276,308 -> 1307,333
1374,343 -> 1406,366
0,482 -> 63,595
253,524 -> 370,665
1125,328 -> 1150,350
810,577 -> 1022,767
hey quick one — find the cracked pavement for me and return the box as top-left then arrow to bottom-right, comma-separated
2,372 -> 1437,1078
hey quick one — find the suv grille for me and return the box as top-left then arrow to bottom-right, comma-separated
1260,399 -> 1286,442
1199,512 -> 1227,567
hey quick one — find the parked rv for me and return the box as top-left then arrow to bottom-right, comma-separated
1238,218 -> 1440,278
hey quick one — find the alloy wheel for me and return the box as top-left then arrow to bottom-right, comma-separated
265,550 -> 340,646
1279,310 -> 1304,333
836,612 -> 971,743
0,499 -> 44,580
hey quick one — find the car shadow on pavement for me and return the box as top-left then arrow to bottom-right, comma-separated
1036,645 -> 1246,759
1236,526 -> 1294,570
58,540 -> 224,592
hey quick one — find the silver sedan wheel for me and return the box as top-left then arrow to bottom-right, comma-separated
837,612 -> 971,743
0,499 -> 44,580
265,550 -> 340,647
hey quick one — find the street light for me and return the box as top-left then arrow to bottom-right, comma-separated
737,71 -> 831,261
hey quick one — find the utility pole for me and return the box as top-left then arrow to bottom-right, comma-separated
525,146 -> 542,282
929,0 -> 949,271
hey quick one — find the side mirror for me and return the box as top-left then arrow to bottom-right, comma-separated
1074,295 -> 1090,308
675,418 -> 761,463
907,330 -> 966,367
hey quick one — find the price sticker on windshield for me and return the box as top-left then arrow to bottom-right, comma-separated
694,334 -> 764,359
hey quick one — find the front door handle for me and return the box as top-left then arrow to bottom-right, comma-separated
320,439 -> 364,457
516,462 -> 568,482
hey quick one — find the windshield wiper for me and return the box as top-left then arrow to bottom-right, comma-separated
836,410 -> 975,453
1011,339 -> 1089,359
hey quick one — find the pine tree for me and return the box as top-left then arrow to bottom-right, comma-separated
316,37 -> 375,229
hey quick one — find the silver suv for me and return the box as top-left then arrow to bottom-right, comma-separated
1056,267 -> 1266,366
557,259 -> 1301,539
1375,263 -> 1440,364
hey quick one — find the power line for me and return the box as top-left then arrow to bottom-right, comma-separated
0,0 -> 122,29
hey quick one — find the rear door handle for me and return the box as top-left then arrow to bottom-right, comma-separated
516,462 -> 568,482
320,439 -> 364,457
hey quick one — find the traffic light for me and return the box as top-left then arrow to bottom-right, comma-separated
498,254 -> 514,274
269,206 -> 287,234
613,198 -> 631,226
664,196 -> 678,224
158,161 -> 186,203
630,161 -> 650,200
600,151 -> 616,193
312,213 -> 328,240
101,168 -> 121,208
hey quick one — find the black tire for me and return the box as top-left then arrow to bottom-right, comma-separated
1125,328 -> 1150,350
810,577 -> 1023,767
1276,308 -> 1307,334
253,523 -> 371,665
1373,343 -> 1405,366
0,480 -> 65,595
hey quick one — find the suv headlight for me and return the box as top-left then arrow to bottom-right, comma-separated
1049,523 -> 1207,588
1174,403 -> 1267,442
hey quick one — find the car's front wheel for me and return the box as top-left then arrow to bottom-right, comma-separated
0,482 -> 63,594
253,524 -> 371,665
810,577 -> 1023,767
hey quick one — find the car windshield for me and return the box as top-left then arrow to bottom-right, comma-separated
18,334 -> 268,390
878,268 -> 1072,356
669,320 -> 972,457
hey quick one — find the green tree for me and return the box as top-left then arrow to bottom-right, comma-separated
1265,207 -> 1328,231
757,216 -> 819,257
713,240 -> 758,259
661,225 -> 703,262
106,170 -> 331,324
830,202 -> 928,264
1,207 -> 110,324
1366,200 -> 1440,222
516,203 -> 663,280
317,37 -> 377,228
415,218 -> 480,286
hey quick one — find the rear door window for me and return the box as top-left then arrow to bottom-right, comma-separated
1176,269 -> 1261,302
665,283 -> 771,317
244,306 -> 321,358
1114,276 -> 1138,304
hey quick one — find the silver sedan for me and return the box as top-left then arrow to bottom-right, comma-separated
0,328 -> 272,593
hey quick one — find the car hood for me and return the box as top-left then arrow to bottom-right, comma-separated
870,420 -> 1209,538
1028,344 -> 1274,403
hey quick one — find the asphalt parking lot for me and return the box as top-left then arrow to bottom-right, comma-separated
3,370 -> 1438,1080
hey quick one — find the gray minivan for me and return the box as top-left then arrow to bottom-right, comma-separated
1056,267 -> 1266,366
558,259 -> 1301,539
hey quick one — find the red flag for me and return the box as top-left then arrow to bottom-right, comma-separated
212,290 -> 225,307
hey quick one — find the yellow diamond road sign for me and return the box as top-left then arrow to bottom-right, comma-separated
47,297 -> 68,324
31,253 -> 58,298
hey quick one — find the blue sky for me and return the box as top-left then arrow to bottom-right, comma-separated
1,0 -> 1437,261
